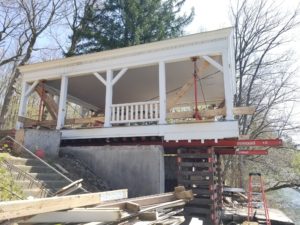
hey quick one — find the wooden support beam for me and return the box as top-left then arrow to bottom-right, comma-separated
233,106 -> 255,115
98,188 -> 191,210
35,83 -> 58,119
112,68 -> 128,86
167,106 -> 255,119
167,61 -> 209,110
18,116 -> 104,128
67,116 -> 104,125
202,55 -> 223,72
21,208 -> 121,223
19,208 -> 123,223
125,202 -> 141,213
93,72 -> 107,86
98,192 -> 177,209
0,189 -> 128,220
139,212 -> 158,221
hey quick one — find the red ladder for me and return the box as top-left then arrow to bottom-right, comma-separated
247,172 -> 271,225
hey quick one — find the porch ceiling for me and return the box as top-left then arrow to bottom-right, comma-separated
46,57 -> 224,112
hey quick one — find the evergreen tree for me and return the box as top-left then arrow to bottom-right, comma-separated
67,0 -> 194,55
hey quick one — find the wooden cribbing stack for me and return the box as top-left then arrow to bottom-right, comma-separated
177,147 -> 222,225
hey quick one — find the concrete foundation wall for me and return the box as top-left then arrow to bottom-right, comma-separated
60,145 -> 165,197
15,129 -> 61,157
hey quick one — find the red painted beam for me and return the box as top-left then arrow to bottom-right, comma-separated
66,138 -> 282,149
215,149 -> 268,155
162,139 -> 282,147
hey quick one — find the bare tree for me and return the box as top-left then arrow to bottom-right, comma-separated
0,1 -> 27,67
223,0 -> 300,189
233,0 -> 300,137
0,0 -> 63,127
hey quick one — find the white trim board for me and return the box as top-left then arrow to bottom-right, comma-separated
61,121 -> 239,141
19,28 -> 232,73
19,28 -> 233,82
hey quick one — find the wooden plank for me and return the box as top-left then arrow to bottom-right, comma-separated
98,192 -> 176,209
167,106 -> 255,119
0,189 -> 128,220
233,106 -> 255,115
139,212 -> 158,221
174,190 -> 194,201
18,116 -> 104,127
69,116 -> 104,125
19,208 -> 123,223
125,202 -> 141,213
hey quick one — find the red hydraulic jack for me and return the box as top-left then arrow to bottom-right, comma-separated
247,173 -> 271,225
192,57 -> 201,120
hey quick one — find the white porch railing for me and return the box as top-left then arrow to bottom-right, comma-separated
111,101 -> 160,124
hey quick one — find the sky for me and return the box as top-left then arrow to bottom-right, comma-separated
181,0 -> 300,144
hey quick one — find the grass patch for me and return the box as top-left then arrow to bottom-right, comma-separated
0,155 -> 24,200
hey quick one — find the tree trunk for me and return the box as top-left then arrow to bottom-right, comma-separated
0,69 -> 19,128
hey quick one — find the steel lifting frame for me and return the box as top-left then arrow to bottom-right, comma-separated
61,138 -> 282,155
162,139 -> 282,148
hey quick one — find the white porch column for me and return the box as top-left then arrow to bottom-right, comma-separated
16,81 -> 30,129
104,69 -> 113,127
222,51 -> 234,120
56,76 -> 68,130
159,61 -> 167,124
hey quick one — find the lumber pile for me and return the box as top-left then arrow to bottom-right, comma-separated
0,186 -> 193,225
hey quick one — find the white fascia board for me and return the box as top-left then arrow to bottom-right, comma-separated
61,120 -> 239,140
20,28 -> 232,73
161,121 -> 239,141
20,28 -> 233,82
22,40 -> 227,82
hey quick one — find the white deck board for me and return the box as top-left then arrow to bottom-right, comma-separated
61,121 -> 238,141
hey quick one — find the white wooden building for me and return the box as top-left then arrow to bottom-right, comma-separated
17,27 -> 242,142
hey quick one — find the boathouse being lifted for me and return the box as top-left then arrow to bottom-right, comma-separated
16,27 -> 246,143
